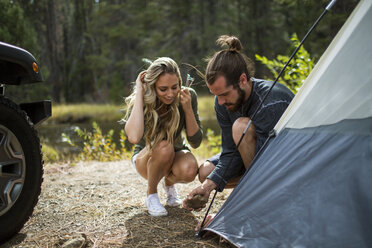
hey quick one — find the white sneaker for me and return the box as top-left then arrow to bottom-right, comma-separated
145,193 -> 168,217
163,181 -> 182,207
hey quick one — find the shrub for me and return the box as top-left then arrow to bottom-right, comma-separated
192,128 -> 221,160
62,122 -> 133,162
255,33 -> 314,94
41,144 -> 60,164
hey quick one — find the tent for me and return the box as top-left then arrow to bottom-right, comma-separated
203,0 -> 372,247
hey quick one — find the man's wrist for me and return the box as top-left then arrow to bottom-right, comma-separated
203,179 -> 217,193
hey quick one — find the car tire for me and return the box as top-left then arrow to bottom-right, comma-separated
0,96 -> 43,244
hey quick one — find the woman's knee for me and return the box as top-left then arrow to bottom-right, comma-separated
171,152 -> 198,183
152,140 -> 174,162
232,117 -> 256,145
179,160 -> 198,182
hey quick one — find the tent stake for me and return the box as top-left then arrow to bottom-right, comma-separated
196,0 -> 338,238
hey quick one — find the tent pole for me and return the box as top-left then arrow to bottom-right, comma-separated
196,0 -> 338,238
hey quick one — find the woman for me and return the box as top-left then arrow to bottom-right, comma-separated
124,57 -> 202,216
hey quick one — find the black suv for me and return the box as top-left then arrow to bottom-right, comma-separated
0,41 -> 51,243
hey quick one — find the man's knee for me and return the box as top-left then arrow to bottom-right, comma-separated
198,161 -> 215,183
232,117 -> 256,145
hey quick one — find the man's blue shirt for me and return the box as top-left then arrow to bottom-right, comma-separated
207,78 -> 294,191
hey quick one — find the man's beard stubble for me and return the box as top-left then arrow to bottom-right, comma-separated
226,87 -> 246,112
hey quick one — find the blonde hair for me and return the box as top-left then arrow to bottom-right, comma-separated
124,57 -> 182,153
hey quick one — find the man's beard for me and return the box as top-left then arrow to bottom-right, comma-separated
226,87 -> 246,112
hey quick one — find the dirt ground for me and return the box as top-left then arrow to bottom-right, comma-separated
2,160 -> 234,247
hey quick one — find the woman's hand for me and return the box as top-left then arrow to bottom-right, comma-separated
180,88 -> 192,113
180,87 -> 201,141
136,71 -> 147,95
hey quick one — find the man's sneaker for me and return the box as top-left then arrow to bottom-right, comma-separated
145,193 -> 168,217
163,181 -> 182,207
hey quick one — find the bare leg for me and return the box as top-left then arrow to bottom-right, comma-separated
232,117 -> 257,169
135,141 -> 175,195
198,160 -> 241,188
197,117 -> 255,189
165,150 -> 198,186
198,160 -> 215,183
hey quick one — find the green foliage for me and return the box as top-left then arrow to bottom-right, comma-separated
192,128 -> 221,159
205,129 -> 222,155
0,0 -> 38,51
62,122 -> 133,162
2,0 -> 358,102
41,144 -> 60,164
0,0 -> 49,103
255,34 -> 315,94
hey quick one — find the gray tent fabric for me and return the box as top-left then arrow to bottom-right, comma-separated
275,0 -> 372,132
204,117 -> 372,247
203,0 -> 372,247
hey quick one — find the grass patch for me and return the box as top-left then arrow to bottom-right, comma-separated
42,144 -> 60,164
196,95 -> 215,120
51,104 -> 125,123
50,95 -> 215,124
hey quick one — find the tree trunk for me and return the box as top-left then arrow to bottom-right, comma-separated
45,0 -> 63,102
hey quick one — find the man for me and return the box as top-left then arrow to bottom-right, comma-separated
183,35 -> 294,213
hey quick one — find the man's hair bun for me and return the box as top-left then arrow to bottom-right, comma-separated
216,35 -> 243,52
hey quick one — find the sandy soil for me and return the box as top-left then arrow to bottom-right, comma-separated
2,160 -> 234,247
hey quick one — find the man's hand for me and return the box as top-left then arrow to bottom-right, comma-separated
183,179 -> 217,211
195,214 -> 215,232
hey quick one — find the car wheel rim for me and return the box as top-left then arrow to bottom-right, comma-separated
0,124 -> 26,216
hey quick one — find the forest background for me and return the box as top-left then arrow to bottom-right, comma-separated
1,0 -> 358,162
2,0 -> 358,103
